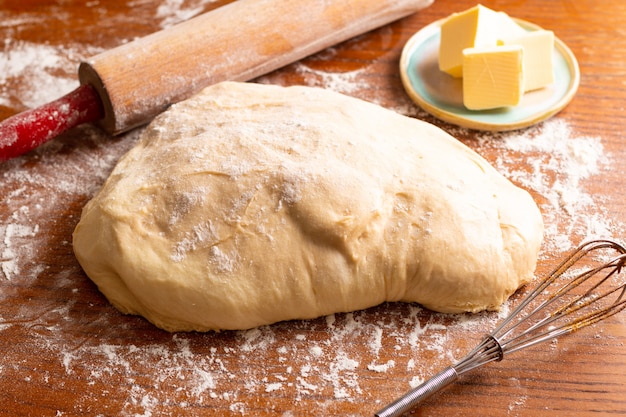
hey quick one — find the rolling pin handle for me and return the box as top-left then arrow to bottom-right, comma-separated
0,84 -> 104,162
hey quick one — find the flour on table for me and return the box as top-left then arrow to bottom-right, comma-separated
472,118 -> 617,253
294,62 -> 367,94
155,0 -> 220,29
0,40 -> 78,109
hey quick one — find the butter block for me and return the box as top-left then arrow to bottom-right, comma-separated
462,45 -> 524,110
500,30 -> 555,91
496,12 -> 527,40
439,5 -> 524,77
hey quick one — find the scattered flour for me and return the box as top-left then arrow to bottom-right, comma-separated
409,375 -> 425,389
155,0 -> 220,29
0,40 -> 83,109
472,118 -> 618,254
294,63 -> 368,95
367,360 -> 395,373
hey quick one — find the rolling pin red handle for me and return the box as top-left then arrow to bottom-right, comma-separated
0,84 -> 104,162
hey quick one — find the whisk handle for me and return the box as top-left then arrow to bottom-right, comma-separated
374,366 -> 458,417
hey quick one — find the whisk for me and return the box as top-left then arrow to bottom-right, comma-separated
375,239 -> 626,417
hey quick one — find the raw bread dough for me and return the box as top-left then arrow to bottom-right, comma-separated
73,81 -> 543,332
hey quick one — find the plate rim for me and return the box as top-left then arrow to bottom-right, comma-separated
399,17 -> 581,131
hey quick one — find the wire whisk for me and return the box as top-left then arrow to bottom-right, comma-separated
375,239 -> 626,417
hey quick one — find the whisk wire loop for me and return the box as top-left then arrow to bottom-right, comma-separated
490,241 -> 626,357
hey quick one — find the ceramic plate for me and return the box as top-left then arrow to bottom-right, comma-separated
399,18 -> 580,131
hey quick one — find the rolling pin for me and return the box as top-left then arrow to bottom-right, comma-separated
0,0 -> 433,162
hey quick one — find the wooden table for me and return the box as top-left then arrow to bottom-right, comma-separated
1,0 -> 625,416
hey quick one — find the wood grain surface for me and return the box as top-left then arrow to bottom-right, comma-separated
1,1 -> 625,416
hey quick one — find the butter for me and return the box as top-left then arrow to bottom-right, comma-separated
500,30 -> 555,91
438,5 -> 556,110
439,5 -> 524,77
496,12 -> 527,40
462,45 -> 524,110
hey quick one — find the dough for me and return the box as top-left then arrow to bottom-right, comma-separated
73,81 -> 543,332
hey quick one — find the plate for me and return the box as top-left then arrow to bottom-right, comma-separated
399,18 -> 580,131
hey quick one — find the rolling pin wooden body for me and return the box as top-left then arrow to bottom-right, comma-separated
78,0 -> 433,135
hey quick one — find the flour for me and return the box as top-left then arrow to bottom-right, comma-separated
30,302 -> 521,416
367,360 -> 395,373
0,223 -> 39,281
471,118 -> 617,254
294,63 -> 368,95
155,0 -> 220,29
0,40 -> 80,109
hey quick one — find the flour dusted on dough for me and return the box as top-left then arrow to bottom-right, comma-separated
72,82 -> 543,332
